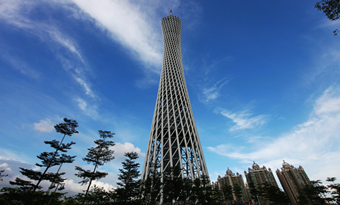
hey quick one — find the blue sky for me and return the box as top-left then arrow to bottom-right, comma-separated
1,0 -> 340,194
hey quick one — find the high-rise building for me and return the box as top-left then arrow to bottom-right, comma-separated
216,168 -> 249,202
244,161 -> 278,194
276,160 -> 311,204
141,11 -> 209,186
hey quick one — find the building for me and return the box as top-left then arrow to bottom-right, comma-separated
244,161 -> 278,198
276,160 -> 311,204
216,168 -> 249,202
141,11 -> 209,190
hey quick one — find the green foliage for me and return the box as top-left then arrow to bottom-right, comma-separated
248,182 -> 258,200
9,177 -> 37,190
9,117 -> 78,199
298,180 -> 331,205
232,185 -> 242,201
257,182 -> 289,204
80,131 -> 115,166
64,185 -> 112,205
0,169 -> 8,181
326,177 -> 340,204
142,169 -> 220,204
75,166 -> 108,185
141,167 -> 161,203
75,130 -> 115,205
178,178 -> 193,204
190,177 -> 201,203
316,0 -> 340,20
114,152 -> 141,204
315,0 -> 340,35
189,175 -> 215,205
0,187 -> 64,205
54,118 -> 79,136
10,169 -> 65,191
213,185 -> 223,204
222,184 -> 233,202
163,166 -> 184,204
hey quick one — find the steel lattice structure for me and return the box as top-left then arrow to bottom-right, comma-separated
141,12 -> 209,184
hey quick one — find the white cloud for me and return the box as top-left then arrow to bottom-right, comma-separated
0,0 -> 95,100
73,76 -> 94,98
208,144 -> 237,158
0,148 -> 33,164
316,17 -> 340,30
33,118 -> 55,133
76,98 -> 98,119
0,1 -> 83,61
202,78 -> 229,102
208,86 -> 340,180
48,29 -> 84,63
0,163 -> 8,168
77,98 -> 87,110
217,108 -> 267,131
0,163 -> 11,172
113,142 -> 145,161
92,180 -> 115,190
314,87 -> 340,115
63,179 -> 84,193
0,159 -> 36,190
302,35 -> 340,87
0,0 -> 202,89
70,0 -> 163,73
0,54 -> 40,79
0,0 -> 34,29
64,178 -> 115,194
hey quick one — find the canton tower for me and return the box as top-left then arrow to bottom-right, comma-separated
142,11 -> 209,183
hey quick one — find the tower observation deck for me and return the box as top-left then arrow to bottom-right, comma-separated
141,12 -> 209,184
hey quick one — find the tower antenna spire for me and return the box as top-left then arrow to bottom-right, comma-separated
170,10 -> 172,15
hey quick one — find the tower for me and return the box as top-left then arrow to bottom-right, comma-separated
276,160 -> 311,204
141,12 -> 209,183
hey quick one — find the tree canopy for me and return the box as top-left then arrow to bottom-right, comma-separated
115,152 -> 141,204
315,0 -> 340,35
75,130 -> 115,205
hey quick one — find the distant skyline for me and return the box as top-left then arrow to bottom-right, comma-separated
1,0 -> 340,195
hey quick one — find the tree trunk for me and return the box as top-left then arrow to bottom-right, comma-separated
82,163 -> 98,205
32,134 -> 66,194
47,163 -> 64,205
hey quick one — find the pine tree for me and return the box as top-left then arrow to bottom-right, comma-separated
47,118 -> 80,194
222,184 -> 233,203
258,182 -> 289,204
65,185 -> 111,205
233,185 -> 242,201
0,186 -> 64,205
327,177 -> 340,204
115,152 -> 141,204
0,169 -> 7,181
213,185 -> 223,204
163,166 -> 184,205
189,177 -> 201,203
9,118 -> 78,193
315,0 -> 340,35
190,175 -> 212,205
248,182 -> 259,203
75,130 -> 115,205
141,166 -> 161,204
298,180 -> 331,204
200,175 -> 214,205
178,178 -> 193,205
